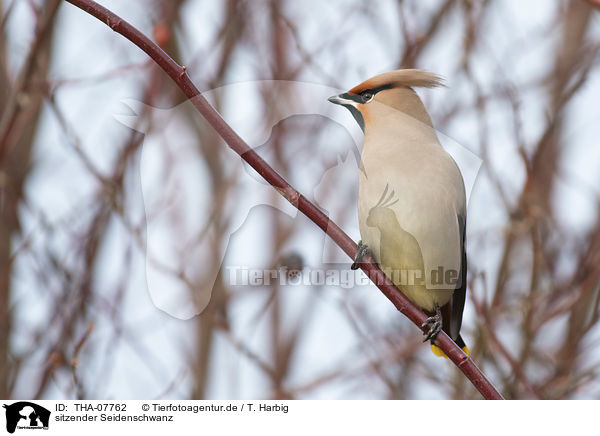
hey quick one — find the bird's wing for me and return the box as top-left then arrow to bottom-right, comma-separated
449,213 -> 467,341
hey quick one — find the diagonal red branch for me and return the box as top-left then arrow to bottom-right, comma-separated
63,0 -> 504,400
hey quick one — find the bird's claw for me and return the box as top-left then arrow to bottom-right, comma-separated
421,304 -> 442,343
351,240 -> 372,270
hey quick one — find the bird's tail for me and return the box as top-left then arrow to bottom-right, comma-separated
430,334 -> 470,358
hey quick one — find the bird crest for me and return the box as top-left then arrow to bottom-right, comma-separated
349,69 -> 445,95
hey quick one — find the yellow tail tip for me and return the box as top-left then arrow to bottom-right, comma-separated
430,344 -> 470,358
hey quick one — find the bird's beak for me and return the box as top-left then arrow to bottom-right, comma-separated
328,93 -> 365,131
328,94 -> 355,106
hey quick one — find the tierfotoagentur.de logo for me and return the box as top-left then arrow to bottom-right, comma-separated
2,402 -> 50,434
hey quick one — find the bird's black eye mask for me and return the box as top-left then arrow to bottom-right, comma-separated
339,84 -> 392,105
338,85 -> 391,132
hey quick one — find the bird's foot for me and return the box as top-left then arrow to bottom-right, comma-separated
351,240 -> 372,270
421,304 -> 442,343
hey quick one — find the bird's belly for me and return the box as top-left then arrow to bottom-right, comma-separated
397,284 -> 452,312
357,159 -> 459,311
359,220 -> 453,311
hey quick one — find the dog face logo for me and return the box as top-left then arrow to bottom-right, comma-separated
2,402 -> 50,433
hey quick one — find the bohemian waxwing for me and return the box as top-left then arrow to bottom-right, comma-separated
328,69 -> 469,357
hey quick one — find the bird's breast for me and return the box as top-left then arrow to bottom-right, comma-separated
357,133 -> 465,295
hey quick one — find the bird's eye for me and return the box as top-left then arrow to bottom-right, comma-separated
361,92 -> 374,103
